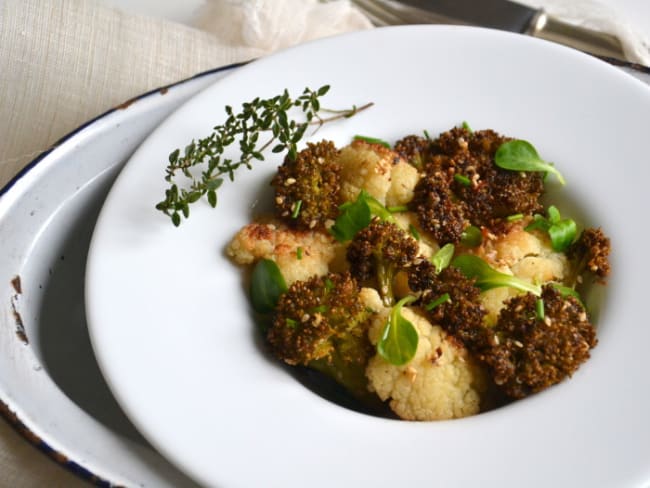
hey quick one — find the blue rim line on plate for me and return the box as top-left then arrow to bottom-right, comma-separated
0,61 -> 244,487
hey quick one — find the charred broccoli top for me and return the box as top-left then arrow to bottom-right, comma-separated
266,272 -> 374,399
408,127 -> 546,243
407,259 -> 488,351
567,227 -> 611,281
480,284 -> 597,399
271,140 -> 341,231
408,171 -> 467,244
393,134 -> 433,169
346,219 -> 419,306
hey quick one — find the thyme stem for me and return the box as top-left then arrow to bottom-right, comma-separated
155,85 -> 371,226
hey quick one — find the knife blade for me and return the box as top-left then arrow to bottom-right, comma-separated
399,0 -> 537,33
388,0 -> 628,62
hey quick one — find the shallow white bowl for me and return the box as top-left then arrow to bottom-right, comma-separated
86,26 -> 650,487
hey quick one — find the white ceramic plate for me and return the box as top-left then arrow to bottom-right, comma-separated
86,26 -> 650,488
0,65 -> 236,487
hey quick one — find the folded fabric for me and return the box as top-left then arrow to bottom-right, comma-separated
0,0 -> 371,186
520,0 -> 650,64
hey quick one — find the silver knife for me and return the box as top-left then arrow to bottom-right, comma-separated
357,0 -> 628,62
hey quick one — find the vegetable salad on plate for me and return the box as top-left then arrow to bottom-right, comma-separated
156,86 -> 610,420
226,124 -> 610,421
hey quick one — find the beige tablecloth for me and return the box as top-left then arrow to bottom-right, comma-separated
0,0 -> 648,486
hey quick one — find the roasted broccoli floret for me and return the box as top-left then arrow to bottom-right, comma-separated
407,259 -> 489,351
408,171 -> 467,245
346,219 -> 419,306
567,227 -> 611,282
271,140 -> 341,231
266,272 -> 374,400
409,127 -> 545,240
393,134 -> 433,169
480,284 -> 597,399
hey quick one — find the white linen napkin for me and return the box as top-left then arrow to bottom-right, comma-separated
0,0 -> 372,187
520,0 -> 650,64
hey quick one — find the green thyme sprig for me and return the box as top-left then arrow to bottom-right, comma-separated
156,85 -> 372,226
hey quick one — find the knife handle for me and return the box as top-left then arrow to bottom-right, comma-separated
526,10 -> 626,62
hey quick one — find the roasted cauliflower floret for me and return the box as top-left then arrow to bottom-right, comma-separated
475,220 -> 570,324
226,220 -> 343,285
362,289 -> 488,420
385,159 -> 419,208
339,139 -> 399,205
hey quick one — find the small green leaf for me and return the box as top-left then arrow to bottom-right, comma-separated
525,206 -> 577,252
425,293 -> 451,311
168,148 -> 180,164
536,298 -> 545,320
329,190 -> 393,242
547,218 -> 577,252
461,226 -> 482,247
187,191 -> 202,203
408,224 -> 420,241
377,295 -> 419,366
452,254 -> 541,296
547,205 -> 561,224
207,190 -> 217,208
495,140 -> 565,185
454,174 -> 471,186
353,135 -> 391,148
461,121 -> 473,133
249,259 -> 288,314
431,244 -> 455,274
549,283 -> 583,305
317,85 -> 330,96
206,178 -> 223,191
330,195 -> 372,242
291,199 -> 302,219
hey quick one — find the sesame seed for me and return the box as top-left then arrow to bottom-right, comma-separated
285,178 -> 296,186
404,366 -> 418,383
